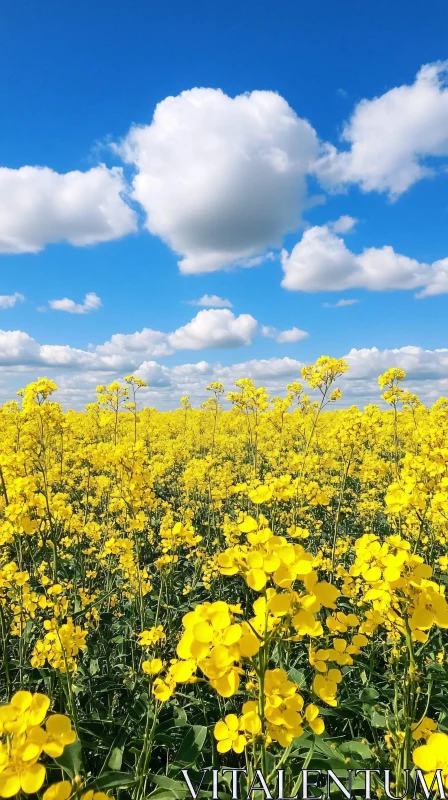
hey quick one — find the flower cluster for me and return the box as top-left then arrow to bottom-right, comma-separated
0,691 -> 75,797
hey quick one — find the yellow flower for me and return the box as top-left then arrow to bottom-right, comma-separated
248,485 -> 273,504
168,660 -> 196,682
313,673 -> 341,707
239,702 -> 262,735
27,714 -> 76,758
413,732 -> 448,775
142,659 -> 164,675
305,704 -> 325,735
412,717 -> 437,741
214,715 -> 246,754
43,781 -> 72,800
137,626 -> 166,647
0,760 -> 46,798
81,792 -> 114,800
153,677 -> 176,702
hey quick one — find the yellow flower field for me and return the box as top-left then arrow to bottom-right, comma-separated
1,358 -> 448,799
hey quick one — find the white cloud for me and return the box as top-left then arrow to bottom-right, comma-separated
1,345 -> 448,410
38,345 -> 99,369
214,356 -> 304,383
323,298 -> 359,308
281,225 -> 359,291
94,328 -> 174,366
281,224 -> 448,296
0,330 -> 41,364
0,293 -> 24,309
344,345 -> 448,380
133,361 -> 172,387
261,325 -> 308,343
0,165 -> 137,253
43,346 -> 448,409
187,294 -> 233,308
49,292 -> 102,314
118,87 -> 318,274
260,325 -> 277,339
329,215 -> 358,234
415,258 -> 448,298
314,61 -> 448,196
168,309 -> 258,350
237,252 -> 277,268
357,246 -> 429,291
276,327 -> 308,343
0,305 -> 265,377
339,346 -> 448,405
209,348 -> 448,408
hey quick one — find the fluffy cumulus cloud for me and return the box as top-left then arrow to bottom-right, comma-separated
137,356 -> 309,400
118,88 -> 318,274
3,65 -> 448,266
37,344 -> 100,369
94,328 -> 174,366
214,356 -> 305,383
168,309 -> 258,350
281,224 -> 448,296
0,165 -> 137,253
282,226 -> 360,291
0,309 -> 260,373
261,325 -> 308,343
49,292 -> 102,314
0,330 -> 41,365
101,349 -> 448,407
417,259 -> 448,298
314,61 -> 448,196
0,296 -> 314,408
338,346 -> 448,406
132,360 -> 172,387
208,348 -> 448,407
0,293 -> 24,309
1,344 -> 448,410
328,216 -> 358,234
187,295 -> 233,308
276,327 -> 308,343
345,345 -> 448,381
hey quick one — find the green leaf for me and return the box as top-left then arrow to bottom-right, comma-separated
89,658 -> 100,676
264,750 -> 276,775
176,708 -> 188,724
432,695 -> 448,714
359,687 -> 379,703
371,711 -> 387,728
339,740 -> 372,760
149,775 -> 189,797
313,735 -> 346,763
148,791 -> 184,800
319,704 -> 358,719
288,668 -> 306,688
290,731 -> 313,752
154,733 -> 173,745
93,771 -> 136,791
156,717 -> 190,735
54,739 -> 83,778
129,695 -> 149,721
173,725 -> 207,768
108,746 -> 124,771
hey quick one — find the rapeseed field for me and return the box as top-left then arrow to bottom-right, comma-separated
1,358 -> 448,799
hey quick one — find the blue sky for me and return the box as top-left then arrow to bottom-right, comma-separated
0,0 -> 448,407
